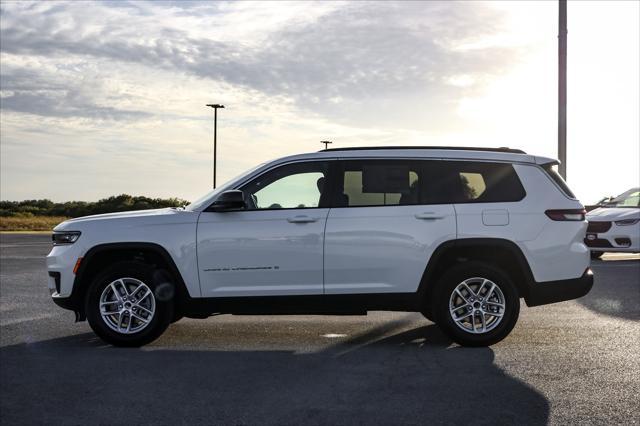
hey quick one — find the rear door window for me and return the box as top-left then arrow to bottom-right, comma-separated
336,160 -> 422,207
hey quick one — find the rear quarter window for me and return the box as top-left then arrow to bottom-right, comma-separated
542,164 -> 576,198
424,161 -> 526,204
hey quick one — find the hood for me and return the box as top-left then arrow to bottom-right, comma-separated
587,207 -> 640,221
53,208 -> 190,231
64,208 -> 174,222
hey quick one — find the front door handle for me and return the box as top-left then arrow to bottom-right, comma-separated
287,215 -> 319,223
415,212 -> 445,220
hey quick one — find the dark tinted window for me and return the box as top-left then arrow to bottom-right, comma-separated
542,164 -> 576,198
424,161 -> 526,204
336,160 -> 421,207
241,161 -> 330,210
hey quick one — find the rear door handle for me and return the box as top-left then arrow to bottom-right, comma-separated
415,212 -> 445,220
287,215 -> 319,223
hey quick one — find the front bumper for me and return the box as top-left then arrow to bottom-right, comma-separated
52,294 -> 78,311
47,243 -> 87,320
47,242 -> 85,297
525,268 -> 594,307
584,221 -> 639,252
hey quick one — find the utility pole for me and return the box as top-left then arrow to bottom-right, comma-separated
321,140 -> 333,150
206,104 -> 225,188
558,0 -> 567,179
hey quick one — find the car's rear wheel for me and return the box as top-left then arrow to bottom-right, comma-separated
433,262 -> 519,347
590,251 -> 604,259
85,261 -> 173,347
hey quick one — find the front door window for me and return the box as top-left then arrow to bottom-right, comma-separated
241,162 -> 330,210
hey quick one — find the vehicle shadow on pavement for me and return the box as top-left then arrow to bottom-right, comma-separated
581,259 -> 640,321
0,324 -> 549,425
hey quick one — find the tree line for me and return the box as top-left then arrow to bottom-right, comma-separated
0,194 -> 189,218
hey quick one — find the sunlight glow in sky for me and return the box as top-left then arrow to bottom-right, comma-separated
1,1 -> 638,204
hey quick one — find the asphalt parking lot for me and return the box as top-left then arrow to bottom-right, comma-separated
1,234 -> 638,425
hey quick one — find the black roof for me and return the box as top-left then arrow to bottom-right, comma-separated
321,146 -> 526,154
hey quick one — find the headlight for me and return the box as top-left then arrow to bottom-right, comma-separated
614,219 -> 640,226
52,231 -> 81,245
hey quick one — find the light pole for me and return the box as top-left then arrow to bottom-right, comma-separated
558,0 -> 567,179
321,140 -> 333,150
206,104 -> 225,188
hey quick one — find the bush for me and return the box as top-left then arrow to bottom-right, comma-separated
0,216 -> 70,231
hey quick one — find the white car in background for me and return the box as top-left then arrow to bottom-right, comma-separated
586,188 -> 640,258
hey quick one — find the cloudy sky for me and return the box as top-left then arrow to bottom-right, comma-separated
1,1 -> 638,203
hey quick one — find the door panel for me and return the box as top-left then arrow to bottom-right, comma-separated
324,205 -> 455,294
197,160 -> 332,297
197,209 -> 328,296
324,159 -> 456,294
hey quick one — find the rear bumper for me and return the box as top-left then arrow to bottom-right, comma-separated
524,268 -> 594,307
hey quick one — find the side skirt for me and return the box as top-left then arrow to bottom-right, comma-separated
179,293 -> 422,318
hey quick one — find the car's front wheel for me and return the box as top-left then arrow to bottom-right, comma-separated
433,262 -> 520,347
85,261 -> 174,347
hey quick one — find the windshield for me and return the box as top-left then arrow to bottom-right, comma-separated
605,188 -> 640,208
185,162 -> 266,211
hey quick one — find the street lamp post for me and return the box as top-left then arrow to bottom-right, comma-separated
206,104 -> 225,188
558,0 -> 567,179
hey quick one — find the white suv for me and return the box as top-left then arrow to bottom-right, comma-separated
46,147 -> 593,347
585,188 -> 640,258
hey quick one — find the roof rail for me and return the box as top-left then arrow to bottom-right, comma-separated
320,146 -> 527,154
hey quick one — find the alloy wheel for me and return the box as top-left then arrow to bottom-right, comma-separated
449,277 -> 506,334
99,277 -> 156,334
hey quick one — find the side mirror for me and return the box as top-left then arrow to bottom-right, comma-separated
207,190 -> 246,212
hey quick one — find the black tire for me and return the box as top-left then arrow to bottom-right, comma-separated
422,311 -> 435,322
421,304 -> 435,322
85,261 -> 174,347
433,262 -> 520,347
590,251 -> 604,260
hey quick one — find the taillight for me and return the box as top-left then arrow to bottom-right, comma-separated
545,209 -> 586,221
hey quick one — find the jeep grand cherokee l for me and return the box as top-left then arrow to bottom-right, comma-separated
47,147 -> 593,347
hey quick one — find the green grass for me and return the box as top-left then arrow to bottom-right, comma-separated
0,216 -> 69,232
